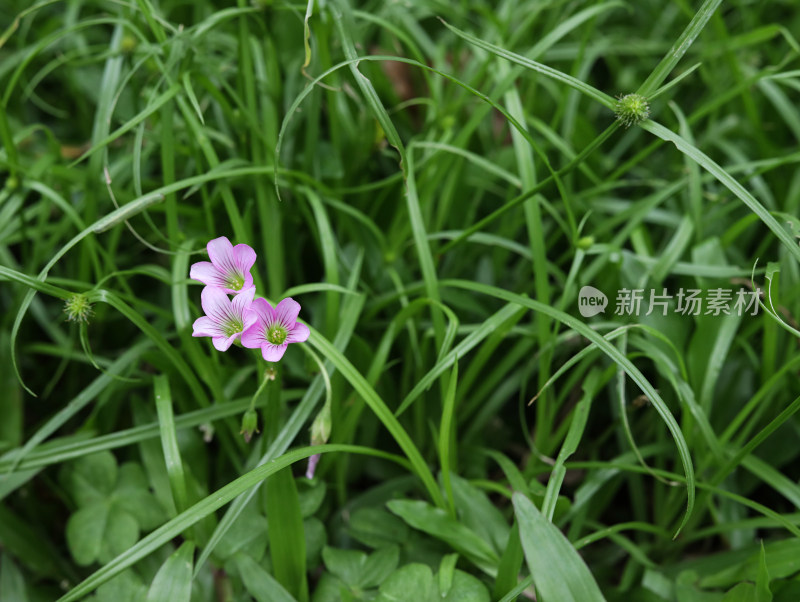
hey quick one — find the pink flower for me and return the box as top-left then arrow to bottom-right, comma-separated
190,236 -> 256,294
192,287 -> 256,351
241,297 -> 310,362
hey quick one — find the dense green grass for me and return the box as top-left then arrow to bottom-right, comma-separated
2,0 -> 800,600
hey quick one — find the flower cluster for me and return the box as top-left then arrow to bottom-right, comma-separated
190,237 -> 309,361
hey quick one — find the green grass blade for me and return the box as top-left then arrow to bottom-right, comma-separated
642,120 -> 800,264
153,375 -> 189,514
265,468 -> 308,602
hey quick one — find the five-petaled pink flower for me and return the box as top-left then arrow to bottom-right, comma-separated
192,287 -> 256,351
190,236 -> 256,295
241,298 -> 310,362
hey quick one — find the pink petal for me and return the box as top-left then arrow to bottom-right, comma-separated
189,261 -> 226,288
233,244 -> 256,287
287,322 -> 310,343
249,298 -> 275,326
207,237 -> 235,269
232,287 -> 255,320
274,297 -> 301,329
200,286 -> 232,324
192,316 -> 223,338
212,334 -> 237,352
261,343 -> 287,362
241,322 -> 267,349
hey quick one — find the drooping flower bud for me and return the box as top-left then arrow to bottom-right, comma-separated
306,404 -> 331,479
240,409 -> 259,443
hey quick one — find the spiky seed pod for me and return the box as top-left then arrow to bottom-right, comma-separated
64,294 -> 93,323
614,93 -> 650,128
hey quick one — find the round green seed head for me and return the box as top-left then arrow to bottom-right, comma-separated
64,294 -> 93,323
614,93 -> 650,128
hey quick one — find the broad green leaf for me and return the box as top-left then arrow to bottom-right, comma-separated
722,583 -> 757,602
322,546 -> 399,590
513,493 -> 606,602
100,506 -> 140,563
375,564 -> 436,602
66,503 -> 110,566
63,451 -> 118,507
297,479 -> 326,518
215,500 -> 268,562
387,500 -> 499,574
234,553 -> 297,602
346,507 -> 409,548
700,530 -> 800,588
447,472 -> 509,554
375,563 -> 489,602
145,542 -> 194,602
94,570 -> 146,602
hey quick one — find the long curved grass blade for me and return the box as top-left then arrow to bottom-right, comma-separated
440,279 -> 695,537
643,120 -> 800,264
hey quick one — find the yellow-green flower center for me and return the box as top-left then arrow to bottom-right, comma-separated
267,324 -> 288,345
223,317 -> 244,337
226,273 -> 245,291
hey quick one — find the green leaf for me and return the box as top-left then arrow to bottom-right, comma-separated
447,472 -> 509,555
0,552 -> 27,602
297,479 -> 326,518
57,445 -> 410,601
100,506 -> 140,564
234,553 -> 297,602
756,542 -> 772,602
346,507 -> 409,549
442,570 -> 491,602
322,547 -> 367,589
722,583 -> 757,602
387,500 -> 499,574
513,493 -> 606,602
113,463 -> 166,530
63,451 -> 118,507
145,542 -> 194,602
322,546 -> 399,590
66,502 -> 109,566
94,570 -> 147,602
266,467 -> 308,602
375,563 -> 490,602
375,564 -> 436,602
215,500 -> 268,562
